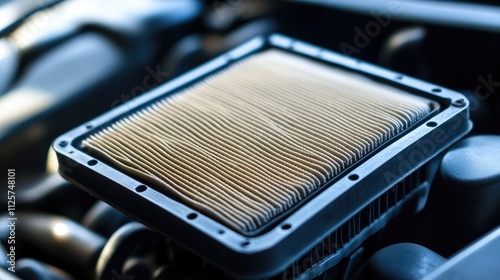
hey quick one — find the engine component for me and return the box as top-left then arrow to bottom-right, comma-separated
352,243 -> 446,280
54,34 -> 471,279
426,135 -> 500,255
424,227 -> 500,280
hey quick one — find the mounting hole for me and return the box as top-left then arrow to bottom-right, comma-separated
241,241 -> 250,247
282,224 -> 292,230
136,185 -> 147,192
69,151 -> 74,154
395,75 -> 403,80
187,213 -> 198,220
218,230 -> 225,235
432,88 -> 442,93
59,141 -> 68,147
348,174 -> 359,181
87,159 -> 98,166
452,99 -> 466,107
85,125 -> 93,130
427,121 -> 438,127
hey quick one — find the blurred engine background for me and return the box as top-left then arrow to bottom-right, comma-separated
0,0 -> 499,279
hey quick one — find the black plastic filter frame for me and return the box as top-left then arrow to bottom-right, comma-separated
54,34 -> 471,279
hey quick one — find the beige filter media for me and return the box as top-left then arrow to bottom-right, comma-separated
82,49 -> 435,232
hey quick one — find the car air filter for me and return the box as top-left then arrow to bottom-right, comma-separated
54,34 -> 471,279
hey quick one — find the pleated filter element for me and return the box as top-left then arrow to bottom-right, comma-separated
82,49 -> 435,233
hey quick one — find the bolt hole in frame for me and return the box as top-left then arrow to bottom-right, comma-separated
53,34 -> 471,278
